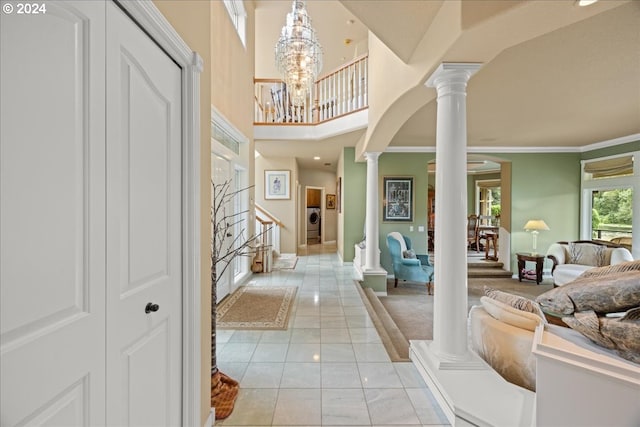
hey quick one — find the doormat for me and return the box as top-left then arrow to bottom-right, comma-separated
273,255 -> 298,270
216,286 -> 297,330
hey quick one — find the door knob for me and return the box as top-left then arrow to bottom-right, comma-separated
145,302 -> 160,313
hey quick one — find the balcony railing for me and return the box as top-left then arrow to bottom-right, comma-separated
254,53 -> 368,125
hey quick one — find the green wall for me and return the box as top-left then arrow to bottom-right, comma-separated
378,153 -> 435,273
580,140 -> 640,160
342,148 -> 366,262
497,153 -> 581,269
340,142 -> 638,274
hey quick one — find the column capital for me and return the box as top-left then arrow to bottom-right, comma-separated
364,151 -> 382,162
426,62 -> 482,90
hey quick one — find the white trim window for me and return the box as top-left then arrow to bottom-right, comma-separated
224,0 -> 247,48
580,151 -> 638,259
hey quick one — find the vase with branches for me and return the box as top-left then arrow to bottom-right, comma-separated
210,179 -> 270,419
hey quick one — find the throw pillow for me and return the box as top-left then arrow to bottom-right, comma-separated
403,249 -> 416,259
484,286 -> 547,321
480,296 -> 544,332
578,259 -> 640,279
568,242 -> 606,267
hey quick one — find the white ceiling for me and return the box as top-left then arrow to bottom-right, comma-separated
254,0 -> 640,171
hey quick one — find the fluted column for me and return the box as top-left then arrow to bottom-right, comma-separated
364,152 -> 382,270
428,63 -> 482,362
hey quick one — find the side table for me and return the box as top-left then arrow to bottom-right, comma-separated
517,252 -> 544,284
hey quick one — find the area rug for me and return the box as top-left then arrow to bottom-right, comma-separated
217,286 -> 297,330
272,255 -> 298,270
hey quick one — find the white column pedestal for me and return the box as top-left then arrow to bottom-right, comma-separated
364,152 -> 383,273
410,341 -> 535,426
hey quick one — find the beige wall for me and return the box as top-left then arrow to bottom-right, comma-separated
152,2 -> 212,425
211,1 -> 257,237
255,156 -> 299,254
211,1 -> 256,141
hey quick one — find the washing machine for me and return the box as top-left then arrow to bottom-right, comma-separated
307,207 -> 321,239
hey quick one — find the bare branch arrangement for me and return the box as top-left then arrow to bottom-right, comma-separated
210,179 -> 271,418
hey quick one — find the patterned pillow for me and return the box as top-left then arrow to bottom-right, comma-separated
568,242 -> 606,267
402,249 -> 416,259
484,286 -> 547,321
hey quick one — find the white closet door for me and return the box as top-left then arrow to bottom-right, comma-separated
0,2 -> 107,425
105,3 -> 183,426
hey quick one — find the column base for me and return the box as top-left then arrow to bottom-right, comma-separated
410,340 -> 535,427
361,268 -> 387,295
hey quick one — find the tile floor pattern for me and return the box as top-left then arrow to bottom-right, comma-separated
216,245 -> 450,426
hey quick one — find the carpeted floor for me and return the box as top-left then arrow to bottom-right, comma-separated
365,276 -> 553,360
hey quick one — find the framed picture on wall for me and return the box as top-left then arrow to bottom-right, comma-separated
337,177 -> 342,213
326,194 -> 336,209
265,170 -> 290,200
383,176 -> 413,222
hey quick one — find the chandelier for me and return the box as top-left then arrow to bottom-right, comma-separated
275,0 -> 323,106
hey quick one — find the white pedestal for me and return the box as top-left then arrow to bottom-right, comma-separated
532,325 -> 640,426
353,244 -> 365,280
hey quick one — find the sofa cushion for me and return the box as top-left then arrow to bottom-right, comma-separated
568,242 -> 607,267
480,296 -> 545,332
579,260 -> 640,280
484,286 -> 547,320
553,264 -> 593,286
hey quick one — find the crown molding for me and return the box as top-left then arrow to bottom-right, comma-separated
385,133 -> 640,154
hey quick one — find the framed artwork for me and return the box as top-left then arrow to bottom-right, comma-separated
383,176 -> 413,222
337,177 -> 342,213
326,194 -> 336,209
264,170 -> 290,200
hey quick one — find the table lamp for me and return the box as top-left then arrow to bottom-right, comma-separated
524,219 -> 550,254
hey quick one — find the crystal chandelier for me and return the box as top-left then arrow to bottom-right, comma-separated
275,0 -> 323,106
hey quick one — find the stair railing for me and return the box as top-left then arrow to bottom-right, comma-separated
255,203 -> 283,258
254,53 -> 368,125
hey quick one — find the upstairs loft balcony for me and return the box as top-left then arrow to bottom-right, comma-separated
254,54 -> 368,140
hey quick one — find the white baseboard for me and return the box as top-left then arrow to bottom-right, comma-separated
323,240 -> 336,245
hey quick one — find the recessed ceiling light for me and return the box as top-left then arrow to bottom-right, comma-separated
577,0 -> 599,6
313,156 -> 320,160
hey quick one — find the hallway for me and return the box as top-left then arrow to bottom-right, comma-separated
216,245 -> 449,426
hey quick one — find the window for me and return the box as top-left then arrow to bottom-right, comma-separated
581,151 -> 638,255
224,0 -> 247,48
476,179 -> 501,226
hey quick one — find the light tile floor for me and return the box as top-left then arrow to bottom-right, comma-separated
216,244 -> 450,426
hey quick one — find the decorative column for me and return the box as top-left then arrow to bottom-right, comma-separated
364,152 -> 382,270
428,63 -> 482,365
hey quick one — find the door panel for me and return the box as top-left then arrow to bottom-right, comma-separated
0,2 -> 106,425
105,3 -> 182,425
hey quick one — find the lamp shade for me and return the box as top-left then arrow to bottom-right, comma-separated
524,219 -> 550,231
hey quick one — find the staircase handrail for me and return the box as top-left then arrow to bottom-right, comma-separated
255,203 -> 284,228
254,54 -> 368,125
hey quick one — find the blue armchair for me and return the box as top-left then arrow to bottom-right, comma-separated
386,232 -> 435,295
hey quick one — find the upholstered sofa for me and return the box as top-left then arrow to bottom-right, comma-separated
468,289 -> 547,391
468,287 -> 593,391
546,240 -> 634,286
